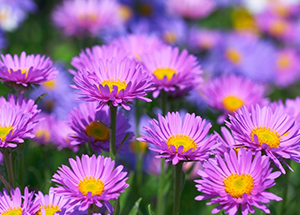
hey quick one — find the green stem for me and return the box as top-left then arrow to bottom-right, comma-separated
135,100 -> 143,188
88,204 -> 93,215
2,148 -> 15,188
109,105 -> 118,160
236,207 -> 242,215
173,162 -> 183,215
281,161 -> 291,214
156,159 -> 166,215
157,90 -> 169,215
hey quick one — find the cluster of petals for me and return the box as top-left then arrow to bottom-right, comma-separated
52,154 -> 129,213
226,104 -> 300,174
68,102 -> 132,153
0,187 -> 39,214
202,74 -> 268,122
0,94 -> 40,148
139,112 -> 217,165
72,58 -> 154,110
52,0 -> 123,37
0,51 -> 57,87
141,45 -> 202,98
195,148 -> 282,215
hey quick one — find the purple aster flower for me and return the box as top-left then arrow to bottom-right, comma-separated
208,32 -> 276,83
30,65 -> 78,120
166,0 -> 216,19
195,148 -> 282,215
32,113 -> 56,145
270,97 -> 300,123
34,187 -> 73,215
70,44 -> 127,75
0,187 -> 39,214
141,45 -> 202,98
214,126 -> 239,156
0,51 -> 57,89
72,58 -> 154,110
51,119 -> 79,152
188,28 -> 222,52
202,74 -> 268,123
274,48 -> 300,87
111,33 -> 164,61
138,112 -> 217,165
68,102 -> 132,154
52,154 -> 129,213
52,0 -> 124,37
226,105 -> 300,174
0,94 -> 40,148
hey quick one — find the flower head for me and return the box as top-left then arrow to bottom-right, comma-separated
52,154 -> 129,213
72,58 -> 154,110
139,112 -> 216,165
0,51 -> 57,89
0,94 -> 40,148
52,0 -> 123,37
167,0 -> 216,19
226,105 -> 300,174
68,102 -> 132,153
195,148 -> 282,215
141,45 -> 202,98
0,187 -> 39,214
32,113 -> 56,145
202,74 -> 268,122
34,187 -> 72,215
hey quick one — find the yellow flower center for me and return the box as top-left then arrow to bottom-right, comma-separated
2,207 -> 22,215
163,31 -> 177,44
130,140 -> 148,154
42,80 -> 56,90
35,205 -> 61,215
225,49 -> 242,64
119,5 -> 132,21
0,125 -> 14,141
100,79 -> 127,93
223,96 -> 244,112
85,121 -> 110,142
8,68 -> 29,78
167,134 -> 197,153
224,173 -> 254,198
251,127 -> 281,148
78,13 -> 98,22
137,3 -> 153,16
277,54 -> 291,70
153,68 -> 177,81
270,20 -> 286,36
78,177 -> 105,196
232,8 -> 258,34
35,129 -> 51,142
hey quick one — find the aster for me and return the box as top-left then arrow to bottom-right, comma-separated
195,148 -> 282,215
32,113 -> 56,145
68,102 -> 132,154
52,0 -> 123,37
166,0 -> 216,19
51,119 -> 78,152
0,187 -> 39,214
0,94 -> 40,148
274,48 -> 300,87
202,74 -> 268,123
34,187 -> 72,215
141,45 -> 202,98
70,44 -> 127,75
111,33 -> 164,61
139,112 -> 217,165
226,104 -> 300,174
72,58 -> 154,110
52,154 -> 129,213
0,51 -> 57,89
208,32 -> 276,83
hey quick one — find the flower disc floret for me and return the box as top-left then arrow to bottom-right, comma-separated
139,112 -> 216,165
224,173 -> 254,198
227,104 -> 300,174
72,58 -> 154,110
52,154 -> 129,213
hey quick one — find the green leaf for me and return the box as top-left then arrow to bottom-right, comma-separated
128,198 -> 142,215
148,204 -> 155,215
